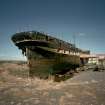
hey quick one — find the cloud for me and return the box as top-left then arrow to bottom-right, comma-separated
0,55 -> 27,61
78,32 -> 85,36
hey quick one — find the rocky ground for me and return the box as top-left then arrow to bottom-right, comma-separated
0,61 -> 105,105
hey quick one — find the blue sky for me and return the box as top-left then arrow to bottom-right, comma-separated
0,0 -> 105,60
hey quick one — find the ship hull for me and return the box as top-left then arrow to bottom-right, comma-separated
26,47 -> 80,79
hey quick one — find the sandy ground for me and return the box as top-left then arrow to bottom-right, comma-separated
0,62 -> 105,105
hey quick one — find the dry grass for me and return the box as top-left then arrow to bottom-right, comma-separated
0,61 -> 66,88
0,61 -> 105,105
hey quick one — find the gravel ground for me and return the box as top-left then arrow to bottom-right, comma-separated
0,63 -> 105,105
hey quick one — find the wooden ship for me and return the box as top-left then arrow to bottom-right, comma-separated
11,31 -> 89,81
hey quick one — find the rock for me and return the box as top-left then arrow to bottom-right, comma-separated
17,102 -> 22,105
10,101 -> 15,105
